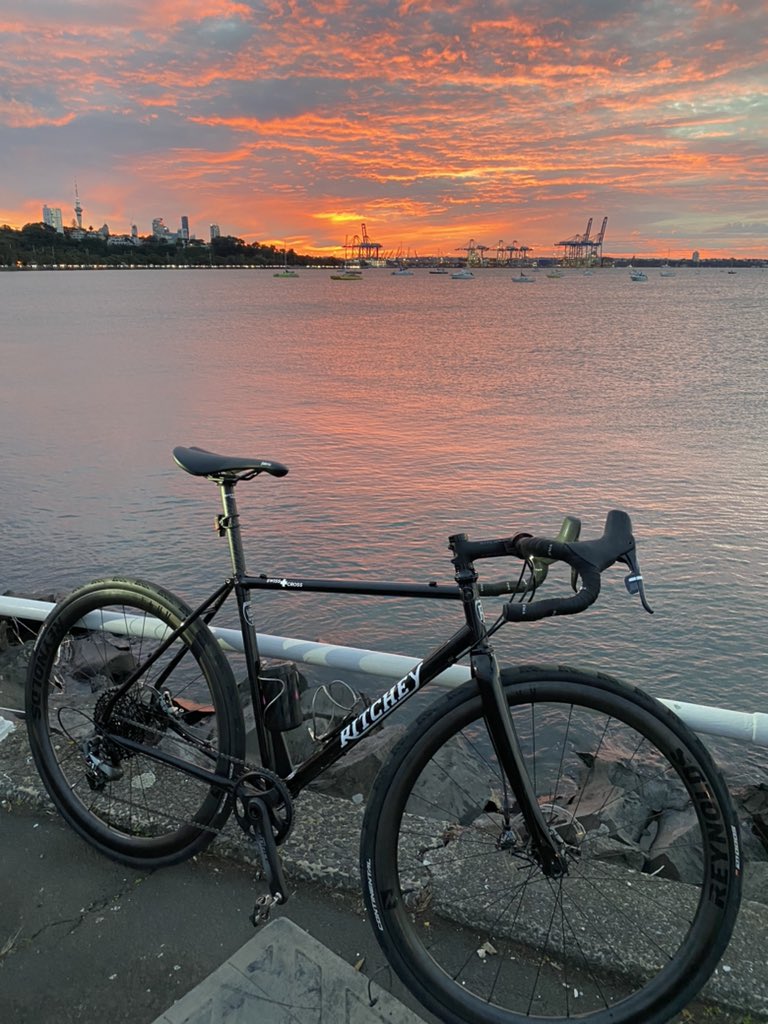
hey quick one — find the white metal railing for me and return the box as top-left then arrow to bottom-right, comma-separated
2,594 -> 767,746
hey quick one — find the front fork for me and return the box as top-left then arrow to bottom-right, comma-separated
473,649 -> 568,876
450,529 -> 568,878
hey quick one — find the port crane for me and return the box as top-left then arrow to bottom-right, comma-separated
344,223 -> 382,263
555,216 -> 607,264
457,239 -> 489,266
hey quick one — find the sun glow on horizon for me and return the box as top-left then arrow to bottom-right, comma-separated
0,1 -> 766,258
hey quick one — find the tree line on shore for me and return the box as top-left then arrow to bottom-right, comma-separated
0,222 -> 334,268
2,221 -> 764,270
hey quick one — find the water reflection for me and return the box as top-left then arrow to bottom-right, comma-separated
1,268 -> 767,781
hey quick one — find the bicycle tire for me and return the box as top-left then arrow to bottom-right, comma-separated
26,578 -> 245,868
360,665 -> 741,1024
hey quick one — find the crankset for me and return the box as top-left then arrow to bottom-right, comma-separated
232,769 -> 294,925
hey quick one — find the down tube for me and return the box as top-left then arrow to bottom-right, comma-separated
286,623 -> 474,795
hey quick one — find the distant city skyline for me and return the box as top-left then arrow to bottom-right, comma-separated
2,3 -> 766,259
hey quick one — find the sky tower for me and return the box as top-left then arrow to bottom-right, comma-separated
74,181 -> 83,229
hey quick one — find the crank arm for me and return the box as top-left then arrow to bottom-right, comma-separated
247,795 -> 288,925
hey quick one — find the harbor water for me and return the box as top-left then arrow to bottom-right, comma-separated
1,265 -> 767,778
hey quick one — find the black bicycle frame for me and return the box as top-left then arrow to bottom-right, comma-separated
226,479 -> 564,872
106,478 -> 565,873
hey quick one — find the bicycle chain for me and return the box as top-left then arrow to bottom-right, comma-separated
83,701 -> 295,841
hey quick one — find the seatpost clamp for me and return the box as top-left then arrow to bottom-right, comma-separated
215,514 -> 235,537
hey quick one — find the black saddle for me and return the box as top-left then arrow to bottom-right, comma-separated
173,446 -> 288,479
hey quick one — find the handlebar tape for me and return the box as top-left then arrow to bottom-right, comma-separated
504,510 -> 634,622
476,516 -> 582,597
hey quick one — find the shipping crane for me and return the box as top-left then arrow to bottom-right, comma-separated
555,216 -> 606,265
343,223 -> 382,264
457,239 -> 489,266
592,216 -> 608,263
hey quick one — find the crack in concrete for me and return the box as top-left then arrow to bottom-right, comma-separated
19,873 -> 152,949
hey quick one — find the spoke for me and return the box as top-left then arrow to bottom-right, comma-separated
563,866 -> 678,966
547,874 -> 612,1010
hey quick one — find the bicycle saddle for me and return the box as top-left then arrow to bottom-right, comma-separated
173,446 -> 289,478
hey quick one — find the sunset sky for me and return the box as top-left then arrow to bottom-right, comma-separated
1,0 -> 765,258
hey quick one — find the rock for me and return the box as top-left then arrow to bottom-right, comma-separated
570,756 -> 653,844
732,784 -> 768,860
647,807 -> 703,883
0,640 -> 35,691
308,724 -> 406,800
413,733 -> 496,825
583,833 -> 646,871
743,860 -> 768,904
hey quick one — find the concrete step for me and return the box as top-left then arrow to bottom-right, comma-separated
151,916 -> 426,1024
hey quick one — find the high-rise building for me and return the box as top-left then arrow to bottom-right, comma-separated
210,224 -> 220,241
152,217 -> 170,238
180,215 -> 189,242
42,205 -> 64,233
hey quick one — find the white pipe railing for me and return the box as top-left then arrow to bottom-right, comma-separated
2,594 -> 767,746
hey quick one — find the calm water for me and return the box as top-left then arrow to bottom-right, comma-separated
2,266 -> 767,775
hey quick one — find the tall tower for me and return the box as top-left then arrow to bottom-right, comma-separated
74,181 -> 83,229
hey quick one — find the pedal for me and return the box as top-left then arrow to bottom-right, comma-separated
250,893 -> 282,927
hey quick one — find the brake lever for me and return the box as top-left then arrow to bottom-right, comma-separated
619,547 -> 654,614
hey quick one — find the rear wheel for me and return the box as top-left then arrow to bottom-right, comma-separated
26,578 -> 245,868
361,665 -> 741,1024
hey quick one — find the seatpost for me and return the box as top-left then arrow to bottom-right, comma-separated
219,480 -> 247,576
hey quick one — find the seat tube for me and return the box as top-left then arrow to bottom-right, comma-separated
218,481 -> 274,769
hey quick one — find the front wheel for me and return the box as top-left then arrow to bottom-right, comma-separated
361,665 -> 741,1024
26,578 -> 245,868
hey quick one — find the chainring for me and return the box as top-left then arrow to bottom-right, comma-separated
233,768 -> 294,844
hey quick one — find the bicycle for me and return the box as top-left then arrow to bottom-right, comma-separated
25,445 -> 742,1024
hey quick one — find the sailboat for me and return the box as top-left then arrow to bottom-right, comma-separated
273,249 -> 299,278
659,252 -> 675,277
